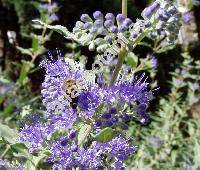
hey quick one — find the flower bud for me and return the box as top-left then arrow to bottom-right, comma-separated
109,107 -> 117,114
103,119 -> 113,127
93,11 -> 103,20
150,1 -> 160,11
105,13 -> 115,21
109,26 -> 118,33
121,112 -> 130,122
75,21 -> 84,29
104,20 -> 114,27
68,130 -> 76,139
116,14 -> 126,23
83,22 -> 93,29
89,27 -> 97,33
123,18 -> 133,26
71,144 -> 78,152
94,19 -> 103,27
95,119 -> 102,127
112,116 -> 119,124
98,28 -> 106,35
104,35 -> 113,43
142,7 -> 153,18
102,112 -> 111,119
89,42 -> 95,51
118,25 -> 128,32
80,14 -> 93,22
121,124 -> 128,130
61,137 -> 68,146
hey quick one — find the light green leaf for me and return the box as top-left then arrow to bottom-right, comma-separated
77,124 -> 92,146
126,52 -> 138,68
2,105 -> 14,118
0,124 -> 18,144
32,36 -> 39,53
18,60 -> 34,85
32,20 -> 76,40
94,127 -> 117,143
16,46 -> 33,56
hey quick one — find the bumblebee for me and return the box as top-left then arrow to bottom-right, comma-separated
61,77 -> 79,109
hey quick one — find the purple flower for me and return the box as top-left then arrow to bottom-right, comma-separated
49,141 -> 73,168
182,11 -> 192,24
78,85 -> 103,112
40,57 -> 95,114
150,56 -> 158,69
45,13 -> 59,22
18,123 -> 44,153
77,147 -> 102,169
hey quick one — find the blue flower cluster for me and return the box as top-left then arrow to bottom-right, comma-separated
74,11 -> 133,53
141,0 -> 181,42
39,2 -> 59,23
18,0 -> 181,169
72,0 -> 181,54
19,54 -> 152,169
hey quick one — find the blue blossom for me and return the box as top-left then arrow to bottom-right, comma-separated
78,85 -> 103,118
18,123 -> 44,153
150,56 -> 158,69
40,57 -> 95,114
182,12 -> 192,24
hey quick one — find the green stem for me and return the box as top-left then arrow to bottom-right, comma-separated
122,0 -> 128,17
109,0 -> 128,87
1,144 -> 10,159
109,49 -> 128,87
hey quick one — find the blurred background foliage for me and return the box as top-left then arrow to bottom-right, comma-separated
0,0 -> 200,169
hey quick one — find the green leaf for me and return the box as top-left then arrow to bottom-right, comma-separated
32,36 -> 39,53
155,44 -> 175,53
0,124 -> 18,144
77,124 -> 92,146
2,105 -> 14,118
32,150 -> 51,168
94,127 -> 117,143
16,46 -> 33,56
126,52 -> 138,68
32,20 -> 86,44
18,60 -> 34,85
32,20 -> 74,39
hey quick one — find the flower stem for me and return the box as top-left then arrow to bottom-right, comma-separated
1,144 -> 10,159
109,0 -> 128,87
109,49 -> 128,86
122,0 -> 128,17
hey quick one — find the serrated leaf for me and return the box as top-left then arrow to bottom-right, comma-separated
94,127 -> 117,143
